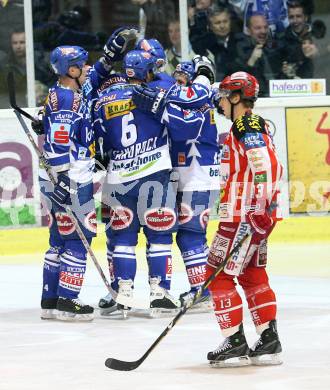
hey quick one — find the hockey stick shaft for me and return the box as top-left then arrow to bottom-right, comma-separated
7,72 -> 35,121
105,231 -> 250,371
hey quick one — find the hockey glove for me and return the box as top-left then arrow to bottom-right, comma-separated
51,173 -> 77,205
104,26 -> 138,63
192,55 -> 215,84
132,85 -> 166,120
246,209 -> 274,236
31,119 -> 44,135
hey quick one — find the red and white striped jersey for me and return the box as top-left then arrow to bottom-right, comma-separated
219,111 -> 283,222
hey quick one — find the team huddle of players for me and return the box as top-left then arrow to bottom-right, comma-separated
34,27 -> 283,367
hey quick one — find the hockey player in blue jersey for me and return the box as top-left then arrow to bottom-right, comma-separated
38,27 -> 138,321
94,49 -> 208,317
132,57 -> 220,310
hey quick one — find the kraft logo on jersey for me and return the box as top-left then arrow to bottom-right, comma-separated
50,123 -> 70,145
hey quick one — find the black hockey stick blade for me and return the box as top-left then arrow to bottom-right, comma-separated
7,71 -> 34,121
104,233 -> 250,371
105,357 -> 144,371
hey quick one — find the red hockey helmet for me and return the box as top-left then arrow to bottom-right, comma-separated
219,72 -> 259,101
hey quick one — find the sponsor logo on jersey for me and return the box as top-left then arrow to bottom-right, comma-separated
187,264 -> 206,286
178,152 -> 186,165
207,233 -> 230,268
84,210 -> 97,233
144,207 -> 176,231
166,256 -> 172,280
55,212 -> 75,235
178,202 -> 193,224
199,208 -> 210,229
78,147 -> 87,159
242,133 -> 266,149
209,166 -> 220,177
46,210 -> 53,228
110,207 -> 133,230
254,171 -> 267,183
104,99 -> 136,119
113,152 -> 162,177
50,123 -> 70,145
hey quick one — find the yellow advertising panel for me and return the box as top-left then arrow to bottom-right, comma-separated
286,107 -> 330,214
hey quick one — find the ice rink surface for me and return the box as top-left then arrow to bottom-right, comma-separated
1,255 -> 330,390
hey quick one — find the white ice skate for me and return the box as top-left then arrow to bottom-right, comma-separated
149,277 -> 180,318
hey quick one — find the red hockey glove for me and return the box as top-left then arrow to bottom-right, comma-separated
246,210 -> 274,236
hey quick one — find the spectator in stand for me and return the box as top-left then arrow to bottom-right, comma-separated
243,0 -> 289,35
233,13 -> 282,96
164,19 -> 196,76
131,0 -> 177,48
190,7 -> 239,81
278,1 -> 318,79
0,0 -> 24,55
0,29 -> 53,108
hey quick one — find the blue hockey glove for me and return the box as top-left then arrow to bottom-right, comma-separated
132,85 -> 166,120
104,26 -> 138,62
51,173 -> 77,205
192,55 -> 215,84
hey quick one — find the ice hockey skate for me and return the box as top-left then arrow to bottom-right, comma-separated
179,289 -> 213,313
98,292 -> 118,316
149,277 -> 180,317
116,279 -> 134,319
249,320 -> 283,365
56,297 -> 94,321
208,324 -> 251,367
40,298 -> 58,320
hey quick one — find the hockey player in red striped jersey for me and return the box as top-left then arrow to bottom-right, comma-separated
206,72 -> 283,367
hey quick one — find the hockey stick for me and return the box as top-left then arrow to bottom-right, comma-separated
7,72 -> 35,121
7,75 -> 138,309
105,231 -> 251,371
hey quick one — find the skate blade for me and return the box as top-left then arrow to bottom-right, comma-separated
56,311 -> 94,322
250,353 -> 283,366
149,307 -> 180,318
209,355 -> 251,368
41,309 -> 58,320
99,305 -> 119,316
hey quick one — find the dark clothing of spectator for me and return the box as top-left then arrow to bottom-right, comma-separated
232,33 -> 283,96
190,30 -> 238,81
33,21 -> 105,52
277,27 -> 313,79
0,0 -> 24,52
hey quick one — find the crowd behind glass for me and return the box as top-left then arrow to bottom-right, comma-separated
0,0 -> 329,108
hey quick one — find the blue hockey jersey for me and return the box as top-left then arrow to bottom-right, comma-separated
42,62 -> 109,183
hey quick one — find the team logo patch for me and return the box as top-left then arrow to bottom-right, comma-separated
178,203 -> 193,225
144,207 -> 176,231
199,208 -> 210,229
50,123 -> 70,145
110,207 -> 133,230
84,210 -> 97,233
55,212 -> 75,235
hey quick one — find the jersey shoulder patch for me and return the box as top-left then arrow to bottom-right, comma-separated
48,87 -> 81,113
232,113 -> 266,140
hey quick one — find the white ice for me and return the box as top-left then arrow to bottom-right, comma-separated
1,262 -> 330,390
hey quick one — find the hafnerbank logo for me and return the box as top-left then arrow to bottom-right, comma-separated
269,79 -> 326,97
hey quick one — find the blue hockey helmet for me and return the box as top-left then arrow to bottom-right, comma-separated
50,45 -> 88,76
135,38 -> 166,69
173,61 -> 195,83
123,50 -> 156,80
